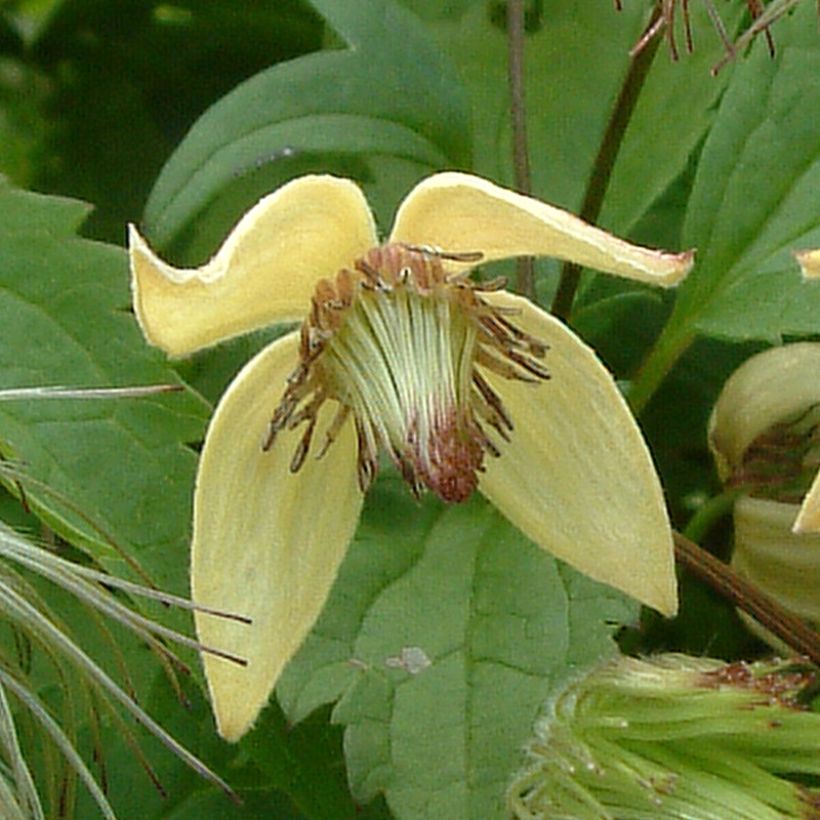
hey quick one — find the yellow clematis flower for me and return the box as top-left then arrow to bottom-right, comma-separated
129,172 -> 692,741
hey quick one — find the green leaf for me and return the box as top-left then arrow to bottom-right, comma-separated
420,2 -> 734,296
630,4 -> 820,407
600,3 -> 746,239
631,2 -> 820,409
426,2 -> 647,209
241,706 -> 386,820
278,479 -> 636,820
27,0 -> 324,243
0,180 -> 208,596
141,0 -> 471,253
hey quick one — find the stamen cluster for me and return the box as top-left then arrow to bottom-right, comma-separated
264,243 -> 549,503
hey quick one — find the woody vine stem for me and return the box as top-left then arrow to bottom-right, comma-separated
505,0 -> 820,663
550,3 -> 662,321
506,0 -> 535,299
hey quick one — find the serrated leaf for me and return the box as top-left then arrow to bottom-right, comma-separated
141,0 -> 471,253
0,179 -> 208,596
632,3 -> 820,405
278,480 -> 636,820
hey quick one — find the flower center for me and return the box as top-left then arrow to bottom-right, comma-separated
265,243 -> 549,504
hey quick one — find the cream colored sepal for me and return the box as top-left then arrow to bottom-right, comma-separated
129,175 -> 377,357
391,173 -> 694,286
708,342 -> 820,481
732,495 -> 820,648
795,469 -> 820,533
191,333 -> 363,742
478,291 -> 678,617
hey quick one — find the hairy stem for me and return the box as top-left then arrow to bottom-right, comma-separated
551,4 -> 662,320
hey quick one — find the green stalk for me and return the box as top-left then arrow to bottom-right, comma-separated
627,320 -> 695,414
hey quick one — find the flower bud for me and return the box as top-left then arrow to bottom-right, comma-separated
708,344 -> 820,644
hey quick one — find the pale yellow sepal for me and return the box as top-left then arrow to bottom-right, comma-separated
129,175 -> 378,357
191,333 -> 363,741
708,343 -> 820,481
795,248 -> 820,279
390,172 -> 693,286
733,496 -> 820,640
478,291 -> 678,616
795,469 -> 820,533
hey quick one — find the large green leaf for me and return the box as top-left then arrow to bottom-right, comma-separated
141,0 -> 471,253
631,2 -> 820,409
277,479 -> 636,820
0,179 -> 208,595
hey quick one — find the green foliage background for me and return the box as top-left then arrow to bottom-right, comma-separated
0,0 -> 817,817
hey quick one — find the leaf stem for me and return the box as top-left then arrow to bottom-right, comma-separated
673,530 -> 820,665
550,3 -> 663,320
506,0 -> 535,299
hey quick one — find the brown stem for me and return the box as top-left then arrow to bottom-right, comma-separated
551,3 -> 663,320
673,531 -> 820,665
506,0 -> 535,299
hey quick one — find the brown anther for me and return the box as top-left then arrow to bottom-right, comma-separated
354,258 -> 389,291
507,349 -> 551,380
290,417 -> 317,473
476,347 -> 538,383
473,371 -> 513,433
316,403 -> 350,460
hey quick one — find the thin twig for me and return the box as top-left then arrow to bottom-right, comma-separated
673,530 -> 820,665
551,3 -> 663,320
506,0 -> 535,300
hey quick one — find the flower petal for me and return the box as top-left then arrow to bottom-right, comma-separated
734,497 -> 820,624
708,343 -> 820,481
129,175 -> 378,357
390,173 -> 693,286
795,470 -> 820,533
795,248 -> 820,279
191,332 -> 363,741
477,291 -> 677,616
